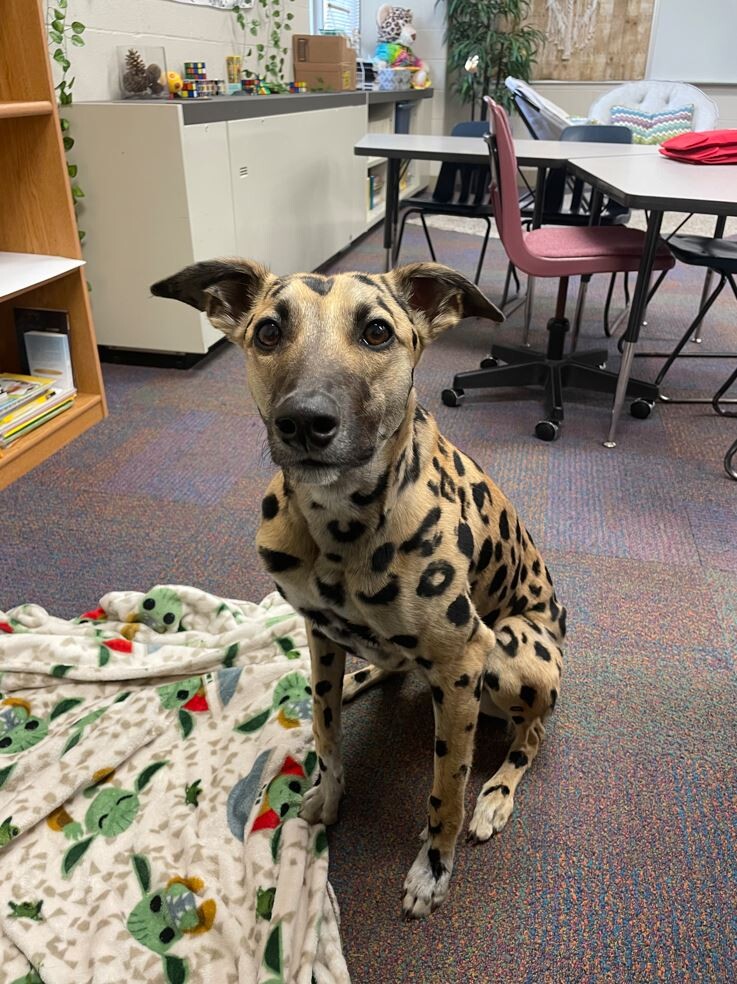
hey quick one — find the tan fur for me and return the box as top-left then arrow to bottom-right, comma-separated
151,260 -> 565,919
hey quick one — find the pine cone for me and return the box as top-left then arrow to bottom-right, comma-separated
125,48 -> 147,76
123,48 -> 149,93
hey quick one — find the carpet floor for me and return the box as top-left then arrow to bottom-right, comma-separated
2,225 -> 736,983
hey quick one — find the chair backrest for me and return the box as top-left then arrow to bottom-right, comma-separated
561,123 -> 632,145
504,76 -> 572,139
432,120 -> 490,206
588,80 -> 718,132
484,96 -> 533,271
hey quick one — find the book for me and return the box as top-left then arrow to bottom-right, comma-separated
0,396 -> 75,450
23,330 -> 75,391
0,386 -> 76,437
0,372 -> 54,416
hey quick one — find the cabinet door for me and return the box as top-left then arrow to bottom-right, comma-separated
228,105 -> 367,274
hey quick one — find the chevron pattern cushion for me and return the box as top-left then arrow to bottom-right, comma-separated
610,104 -> 694,144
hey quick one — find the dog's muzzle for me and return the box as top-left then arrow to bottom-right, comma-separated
273,390 -> 341,455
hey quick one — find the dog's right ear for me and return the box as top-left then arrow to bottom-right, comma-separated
150,259 -> 274,340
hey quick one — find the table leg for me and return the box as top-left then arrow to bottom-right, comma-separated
603,209 -> 664,449
384,158 -> 400,273
693,214 -> 727,344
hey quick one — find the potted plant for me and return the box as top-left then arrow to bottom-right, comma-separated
443,0 -> 545,116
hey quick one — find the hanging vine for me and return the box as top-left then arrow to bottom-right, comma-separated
46,0 -> 86,241
233,0 -> 296,89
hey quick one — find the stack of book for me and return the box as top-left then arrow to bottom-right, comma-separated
0,307 -> 77,454
0,373 -> 76,451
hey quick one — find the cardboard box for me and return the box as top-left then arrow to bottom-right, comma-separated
293,34 -> 357,90
298,63 -> 356,93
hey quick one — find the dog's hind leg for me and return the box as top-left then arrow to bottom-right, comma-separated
467,614 -> 562,843
342,663 -> 408,703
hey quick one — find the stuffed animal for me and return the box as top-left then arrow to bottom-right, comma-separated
374,5 -> 430,89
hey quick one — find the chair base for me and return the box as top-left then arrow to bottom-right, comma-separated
442,316 -> 658,440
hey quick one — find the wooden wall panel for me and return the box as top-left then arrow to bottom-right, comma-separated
527,0 -> 656,82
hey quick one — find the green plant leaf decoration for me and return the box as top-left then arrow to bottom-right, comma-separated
62,835 -> 95,878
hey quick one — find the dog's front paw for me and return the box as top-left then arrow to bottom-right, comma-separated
401,842 -> 454,919
467,785 -> 515,843
299,776 -> 344,826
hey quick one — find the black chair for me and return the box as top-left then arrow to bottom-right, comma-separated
394,121 -> 494,285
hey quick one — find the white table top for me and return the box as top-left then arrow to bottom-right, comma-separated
567,153 -> 737,215
354,133 -> 659,168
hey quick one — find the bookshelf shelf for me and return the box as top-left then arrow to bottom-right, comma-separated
0,100 -> 54,120
0,253 -> 85,303
0,0 -> 106,490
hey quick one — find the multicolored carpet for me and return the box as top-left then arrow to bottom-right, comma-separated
2,225 -> 736,982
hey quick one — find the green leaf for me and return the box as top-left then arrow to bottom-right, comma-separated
234,708 -> 270,734
49,30 -> 63,43
163,955 -> 188,984
51,663 -> 72,678
71,35 -> 84,47
179,709 -> 193,738
270,823 -> 282,862
135,760 -> 169,793
67,163 -> 78,177
53,48 -> 65,63
52,18 -> 64,32
62,836 -> 94,878
58,0 -> 67,7
263,923 -> 282,974
50,697 -> 84,721
71,21 -> 86,33
132,853 -> 151,892
97,644 -> 109,666
315,828 -> 328,854
54,6 -> 64,17
60,92 -> 72,105
222,643 -> 238,668
61,730 -> 82,755
304,750 -> 317,777
71,184 -> 85,199
60,117 -> 70,131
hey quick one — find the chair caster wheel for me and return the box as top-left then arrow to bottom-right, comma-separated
630,399 -> 654,420
480,356 -> 498,369
599,362 -> 607,370
535,420 -> 560,442
441,388 -> 465,407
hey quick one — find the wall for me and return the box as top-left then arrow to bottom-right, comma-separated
63,0 -> 310,102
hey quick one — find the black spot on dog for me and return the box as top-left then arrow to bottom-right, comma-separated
417,560 -> 455,598
431,686 -> 444,705
259,547 -> 301,573
299,274 -> 333,296
471,482 -> 491,512
545,566 -> 553,585
550,688 -> 558,709
389,634 -> 418,648
509,750 -> 528,768
435,739 -> 448,757
483,784 -> 510,797
417,657 -> 433,669
499,510 -> 510,540
357,577 -> 399,605
318,757 -> 326,771
429,795 -> 442,809
447,594 -> 471,627
427,847 -> 445,881
476,537 -> 493,574
498,629 -> 519,657
371,542 -> 395,573
515,518 -> 522,542
488,565 -> 508,596
457,522 -> 474,561
428,820 -> 443,835
353,670 -> 370,684
534,641 -> 552,662
529,583 -> 543,598
520,685 -> 537,708
316,577 -> 345,607
315,680 -> 333,697
325,553 -> 342,563
454,674 -> 470,688
559,609 -> 567,638
512,715 -> 525,724
532,559 -> 542,577
400,437 -> 422,490
323,707 -> 333,728
411,329 -> 419,350
485,671 -> 500,691
458,486 -> 469,521
302,608 -> 330,626
310,501 -> 325,510
327,520 -> 366,543
510,565 -> 521,592
494,541 -> 503,562
481,608 -> 500,627
351,468 -> 390,507
520,565 -> 528,584
261,494 -> 279,520
319,652 -> 334,667
400,507 -> 442,554
437,437 -> 449,457
510,595 -> 528,616
474,674 -> 483,700
453,451 -> 465,477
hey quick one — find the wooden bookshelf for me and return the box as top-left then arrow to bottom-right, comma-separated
0,0 -> 106,490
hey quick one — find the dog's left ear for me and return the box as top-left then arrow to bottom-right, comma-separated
390,262 -> 503,344
150,259 -> 274,340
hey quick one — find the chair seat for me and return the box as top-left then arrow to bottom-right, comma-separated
667,235 -> 737,273
524,225 -> 675,276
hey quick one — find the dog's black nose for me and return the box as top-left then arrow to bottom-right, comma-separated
274,392 -> 340,450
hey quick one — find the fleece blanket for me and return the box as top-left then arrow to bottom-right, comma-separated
0,585 -> 350,984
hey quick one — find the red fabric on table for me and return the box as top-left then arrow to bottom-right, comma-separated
660,129 -> 737,164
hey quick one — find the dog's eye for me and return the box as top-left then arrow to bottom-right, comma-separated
254,319 -> 282,350
362,320 -> 394,348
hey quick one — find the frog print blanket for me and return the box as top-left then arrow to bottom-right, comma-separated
0,585 -> 350,984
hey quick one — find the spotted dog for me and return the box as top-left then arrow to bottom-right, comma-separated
151,260 -> 566,919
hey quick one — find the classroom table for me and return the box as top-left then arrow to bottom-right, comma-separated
567,153 -> 737,446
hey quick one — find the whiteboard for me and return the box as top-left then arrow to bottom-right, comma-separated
647,0 -> 737,83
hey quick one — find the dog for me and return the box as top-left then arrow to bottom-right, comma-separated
151,260 -> 566,919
